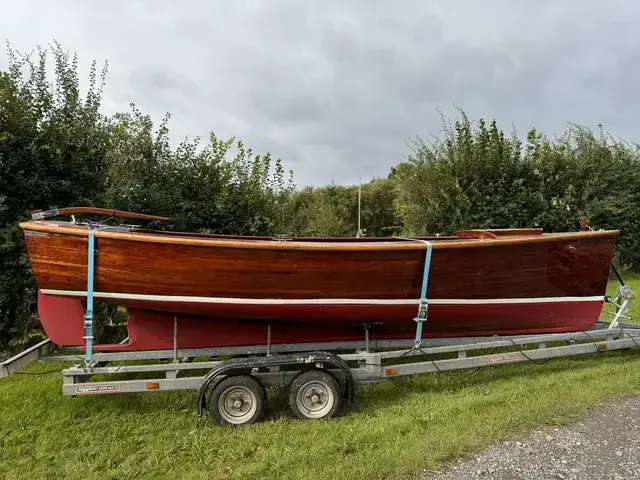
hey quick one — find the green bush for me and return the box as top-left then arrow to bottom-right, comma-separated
393,111 -> 640,270
0,43 -> 111,345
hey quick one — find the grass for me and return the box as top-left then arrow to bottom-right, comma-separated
0,275 -> 639,480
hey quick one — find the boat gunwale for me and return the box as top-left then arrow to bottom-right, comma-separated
19,221 -> 620,251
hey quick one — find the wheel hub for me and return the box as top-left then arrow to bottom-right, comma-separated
296,380 -> 335,418
218,386 -> 258,424
306,389 -> 324,406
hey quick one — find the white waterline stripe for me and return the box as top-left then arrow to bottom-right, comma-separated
41,289 -> 605,305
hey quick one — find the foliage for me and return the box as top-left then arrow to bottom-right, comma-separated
394,111 -> 640,269
395,112 -> 542,234
282,178 -> 400,237
0,42 -> 111,345
104,107 -> 294,235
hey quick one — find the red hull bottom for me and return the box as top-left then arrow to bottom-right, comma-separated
37,292 -> 603,351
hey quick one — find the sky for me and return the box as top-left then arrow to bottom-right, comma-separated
1,1 -> 639,187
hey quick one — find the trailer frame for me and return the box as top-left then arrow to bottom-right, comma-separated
2,286 -> 637,426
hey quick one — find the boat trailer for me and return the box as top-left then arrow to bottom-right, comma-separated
1,285 -> 637,426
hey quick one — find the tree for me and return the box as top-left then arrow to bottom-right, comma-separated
305,182 -> 349,236
0,42 -> 111,346
104,107 -> 294,235
280,178 -> 400,238
393,110 -> 640,269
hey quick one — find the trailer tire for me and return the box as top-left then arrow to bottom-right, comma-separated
209,375 -> 266,426
289,369 -> 342,420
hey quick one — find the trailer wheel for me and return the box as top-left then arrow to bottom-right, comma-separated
289,369 -> 342,420
209,375 -> 266,426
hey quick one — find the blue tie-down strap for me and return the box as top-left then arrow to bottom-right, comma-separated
84,229 -> 97,364
413,240 -> 433,348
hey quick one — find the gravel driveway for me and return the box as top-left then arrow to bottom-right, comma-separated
418,394 -> 640,480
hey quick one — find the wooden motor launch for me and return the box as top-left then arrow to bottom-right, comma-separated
19,207 -> 619,355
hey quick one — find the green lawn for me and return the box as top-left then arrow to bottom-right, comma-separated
1,275 -> 639,480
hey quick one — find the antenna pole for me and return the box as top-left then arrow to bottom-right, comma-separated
357,178 -> 364,238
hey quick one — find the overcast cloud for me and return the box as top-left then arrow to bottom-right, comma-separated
1,1 -> 639,186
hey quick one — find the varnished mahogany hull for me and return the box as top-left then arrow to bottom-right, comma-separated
21,223 -> 618,350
